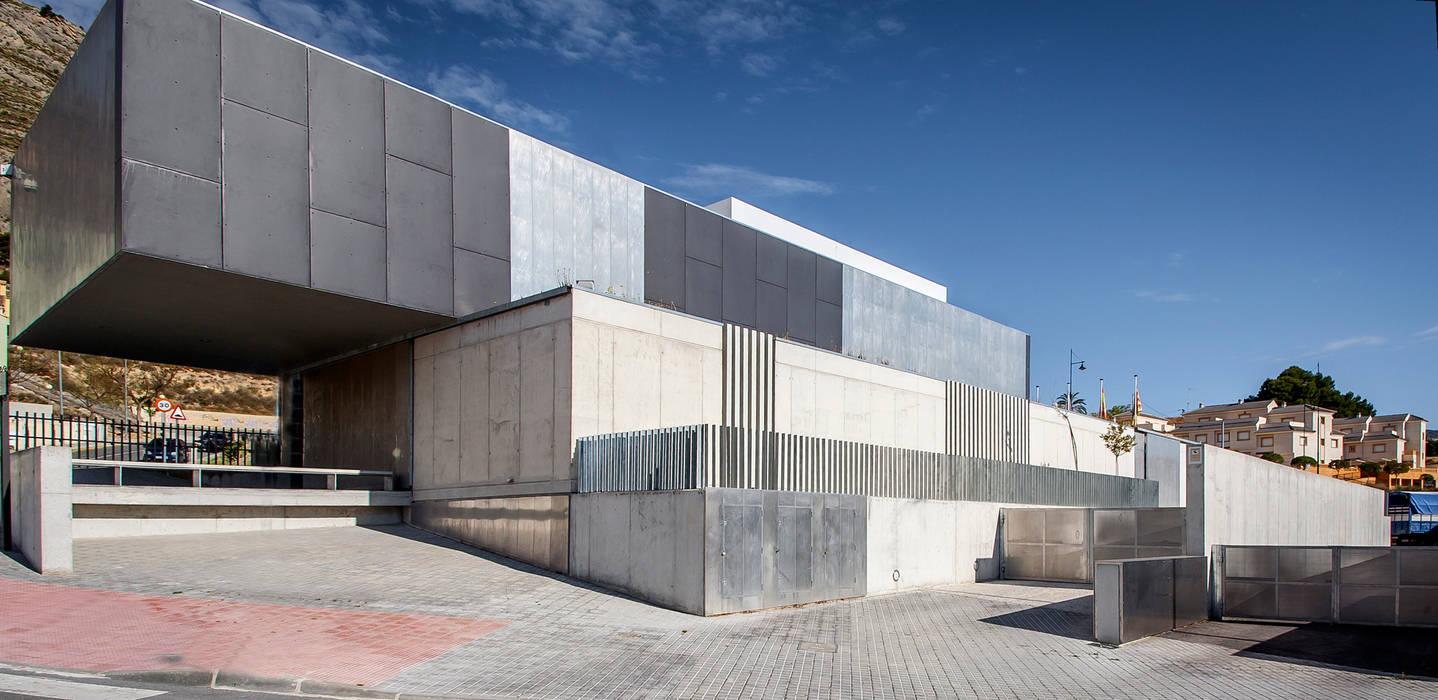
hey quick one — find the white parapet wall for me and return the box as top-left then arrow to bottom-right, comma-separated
1185,443 -> 1388,554
6,446 -> 73,574
866,498 -> 1033,593
1029,403 -> 1137,477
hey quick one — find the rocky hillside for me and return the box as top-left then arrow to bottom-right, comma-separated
1,2 -> 279,418
1,0 -> 85,273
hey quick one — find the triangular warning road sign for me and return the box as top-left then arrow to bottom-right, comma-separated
169,407 -> 187,421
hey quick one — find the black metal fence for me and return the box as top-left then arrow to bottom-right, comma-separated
8,412 -> 280,466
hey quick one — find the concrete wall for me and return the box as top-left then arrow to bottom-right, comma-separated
1186,444 -> 1388,556
570,291 -> 723,438
1030,403 -> 1138,477
866,498 -> 1016,594
569,490 -> 705,614
409,495 -> 569,573
303,343 -> 413,485
72,505 -> 401,538
6,447 -> 73,574
773,338 -> 946,452
411,295 -> 573,500
1135,430 -> 1189,507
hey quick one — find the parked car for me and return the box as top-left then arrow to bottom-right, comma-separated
197,430 -> 233,454
141,437 -> 189,463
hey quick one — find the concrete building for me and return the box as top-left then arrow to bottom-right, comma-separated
2,0 -> 1391,614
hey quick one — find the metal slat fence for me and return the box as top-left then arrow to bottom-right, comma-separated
8,412 -> 280,466
575,425 -> 1158,508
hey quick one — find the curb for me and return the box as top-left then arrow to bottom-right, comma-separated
103,669 -> 216,687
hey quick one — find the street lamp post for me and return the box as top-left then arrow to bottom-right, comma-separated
1067,349 -> 1086,412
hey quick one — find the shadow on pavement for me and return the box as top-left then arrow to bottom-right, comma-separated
976,597 -> 1096,641
1167,620 -> 1438,679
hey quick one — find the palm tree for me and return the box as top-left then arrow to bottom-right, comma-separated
1054,392 -> 1088,414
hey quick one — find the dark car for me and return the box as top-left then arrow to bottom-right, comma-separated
197,430 -> 233,454
1395,528 -> 1438,546
141,437 -> 189,463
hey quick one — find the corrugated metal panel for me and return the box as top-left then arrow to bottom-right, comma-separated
946,380 -> 1029,462
575,424 -> 1158,508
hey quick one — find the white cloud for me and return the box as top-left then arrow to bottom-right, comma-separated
211,0 -> 399,71
1168,250 -> 1187,267
1135,290 -> 1193,303
1316,335 -> 1386,353
1415,325 -> 1438,340
916,104 -> 937,119
876,17 -> 905,36
740,53 -> 779,77
427,66 -> 570,133
664,163 -> 834,197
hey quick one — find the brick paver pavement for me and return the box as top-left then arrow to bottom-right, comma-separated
1,525 -> 1433,698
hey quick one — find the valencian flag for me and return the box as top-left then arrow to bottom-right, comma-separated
1133,375 -> 1142,417
1099,378 -> 1107,419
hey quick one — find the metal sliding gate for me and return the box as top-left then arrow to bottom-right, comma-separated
1213,545 -> 1438,628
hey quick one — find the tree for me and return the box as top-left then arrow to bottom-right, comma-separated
1107,404 -> 1132,417
1357,461 -> 1385,477
1329,459 -> 1352,470
1383,460 -> 1410,476
1422,474 -> 1436,490
1259,452 -> 1285,463
1101,424 -> 1135,471
1054,392 -> 1087,414
1245,366 -> 1374,418
1290,455 -> 1318,471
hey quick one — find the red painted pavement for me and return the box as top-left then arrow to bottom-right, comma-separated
0,579 -> 507,685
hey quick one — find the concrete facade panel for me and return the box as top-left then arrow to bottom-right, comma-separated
756,234 -> 787,286
685,204 -> 723,266
721,220 -> 757,327
308,51 -> 385,226
685,259 -> 722,322
452,110 -> 510,259
411,495 -> 569,573
386,156 -> 455,314
120,0 -> 220,181
301,343 -> 412,485
453,249 -> 509,316
9,0 -> 118,340
309,209 -> 386,302
120,160 -> 221,266
219,15 -> 306,124
756,281 -> 787,337
385,82 -> 452,174
220,100 -> 310,285
643,188 -> 686,310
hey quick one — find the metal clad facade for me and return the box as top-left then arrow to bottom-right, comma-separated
843,266 -> 1028,396
576,425 -> 1159,508
509,131 -> 643,301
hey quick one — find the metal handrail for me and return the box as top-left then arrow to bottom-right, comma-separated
71,459 -> 394,490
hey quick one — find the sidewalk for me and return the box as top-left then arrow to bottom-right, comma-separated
1,525 -> 1432,699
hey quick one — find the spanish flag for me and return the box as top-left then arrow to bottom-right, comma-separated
1133,375 -> 1142,417
1100,378 -> 1107,419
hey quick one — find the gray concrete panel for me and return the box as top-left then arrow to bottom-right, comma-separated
120,159 -> 221,265
756,234 -> 787,286
643,188 -> 686,310
302,343 -> 412,482
721,220 -> 757,327
452,110 -> 509,259
816,256 -> 842,305
386,156 -> 454,314
815,300 -> 841,352
220,100 -> 310,285
784,246 -> 817,343
454,249 -> 509,316
120,0 -> 221,181
385,82 -> 452,174
685,204 -> 722,266
9,0 -> 119,341
756,281 -> 787,337
685,258 -> 722,322
219,15 -> 306,124
310,209 -> 386,302
308,51 -> 385,226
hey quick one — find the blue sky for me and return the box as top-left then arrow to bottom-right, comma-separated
44,0 -> 1438,421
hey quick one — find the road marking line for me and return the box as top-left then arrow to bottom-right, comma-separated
0,672 -> 165,700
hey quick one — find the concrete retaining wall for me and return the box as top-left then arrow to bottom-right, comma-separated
73,504 -> 402,538
1030,404 -> 1137,476
569,491 -> 705,614
6,447 -> 72,574
1185,444 -> 1388,555
410,494 -> 570,573
303,343 -> 413,486
865,498 -> 1016,593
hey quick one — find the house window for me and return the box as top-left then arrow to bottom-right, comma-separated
1331,439 -> 1338,448
1196,435 -> 1208,443
1237,431 -> 1250,441
1260,437 -> 1273,447
1374,444 -> 1385,453
1300,437 -> 1308,446
1347,444 -> 1356,452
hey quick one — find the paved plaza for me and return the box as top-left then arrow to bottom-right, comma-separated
0,525 -> 1433,699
